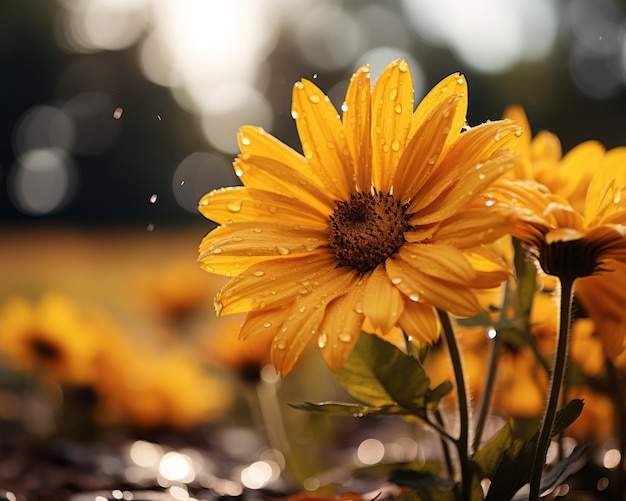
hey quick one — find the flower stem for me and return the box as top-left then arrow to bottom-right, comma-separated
437,309 -> 471,501
528,277 -> 575,501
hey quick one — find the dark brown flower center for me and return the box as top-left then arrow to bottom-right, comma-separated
328,191 -> 411,274
29,335 -> 62,362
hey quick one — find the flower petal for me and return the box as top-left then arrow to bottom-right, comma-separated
386,254 -> 482,317
199,222 -> 328,276
398,243 -> 476,284
239,305 -> 291,341
362,265 -> 405,333
235,154 -> 335,213
271,268 -> 360,375
409,122 -> 521,223
432,202 -> 516,247
198,186 -> 329,228
215,251 -> 338,315
394,95 -> 464,204
370,59 -> 415,193
398,299 -> 440,345
343,65 -> 372,192
318,279 -> 367,369
292,79 -> 354,199
410,72 -> 468,140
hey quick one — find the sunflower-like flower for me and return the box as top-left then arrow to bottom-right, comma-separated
489,121 -> 626,356
198,60 -> 522,375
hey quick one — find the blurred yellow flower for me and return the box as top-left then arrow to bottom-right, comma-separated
198,59 -> 521,375
0,293 -> 101,385
94,343 -> 233,429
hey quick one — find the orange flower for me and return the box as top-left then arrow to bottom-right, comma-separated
198,60 -> 521,375
0,293 -> 101,385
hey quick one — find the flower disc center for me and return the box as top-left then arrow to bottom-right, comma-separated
328,191 -> 411,274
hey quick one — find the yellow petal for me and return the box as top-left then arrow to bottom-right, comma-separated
398,243 -> 476,284
343,65 -> 372,192
410,72 -> 468,140
386,254 -> 482,317
409,121 -> 521,221
199,222 -> 328,276
411,149 -> 519,225
318,279 -> 367,369
462,248 -> 512,289
558,140 -> 604,205
198,186 -> 328,228
370,59 -> 414,193
394,95 -> 464,205
240,306 -> 291,340
215,251 -> 338,315
235,154 -> 335,214
363,265 -> 405,333
432,203 -> 516,247
271,268 -> 359,375
292,79 -> 354,199
398,299 -> 440,345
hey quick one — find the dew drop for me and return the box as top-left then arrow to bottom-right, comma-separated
478,173 -> 486,180
398,60 -> 409,72
409,293 -> 419,302
353,303 -> 363,314
277,247 -> 291,256
231,236 -> 244,243
389,88 -> 398,101
456,77 -> 465,85
213,247 -> 224,254
338,332 -> 353,343
309,94 -> 321,103
298,288 -> 309,295
391,139 -> 401,152
298,306 -> 306,313
253,227 -> 262,233
391,277 -> 403,285
235,168 -> 243,177
427,155 -> 438,165
227,199 -> 243,212
241,136 -> 251,146
149,193 -> 158,204
268,205 -> 278,214
442,109 -> 450,118
440,86 -> 448,93
317,333 -> 328,348
514,128 -> 523,137
215,301 -> 223,314
252,270 -> 265,277
263,322 -> 272,328
394,104 -> 402,114
614,191 -> 622,204
291,110 -> 298,119
294,82 -> 304,90
341,102 -> 349,112
275,339 -> 287,350
259,301 -> 267,309
494,133 -> 501,141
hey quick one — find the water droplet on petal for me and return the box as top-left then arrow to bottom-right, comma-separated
338,332 -> 353,343
614,191 -> 622,204
409,293 -> 419,302
394,104 -> 402,114
275,339 -> 287,350
298,288 -> 310,295
389,88 -> 398,101
241,136 -> 251,146
317,333 -> 328,348
291,110 -> 298,119
514,128 -> 523,137
341,102 -> 349,112
391,139 -> 401,152
309,94 -> 321,103
263,321 -> 272,328
391,277 -> 403,285
353,303 -> 363,314
215,301 -> 223,314
277,247 -> 291,255
398,60 -> 409,72
252,270 -> 265,277
456,77 -> 464,85
227,199 -> 243,212
213,247 -> 224,254
259,301 -> 267,309
298,306 -> 306,313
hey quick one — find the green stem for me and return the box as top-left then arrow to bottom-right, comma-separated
528,277 -> 575,501
437,309 -> 471,501
434,408 -> 456,479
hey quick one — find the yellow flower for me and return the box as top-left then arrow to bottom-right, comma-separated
504,106 -> 600,213
198,59 -> 521,375
0,293 -> 101,385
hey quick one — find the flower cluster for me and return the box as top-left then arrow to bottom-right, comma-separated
198,60 -> 626,501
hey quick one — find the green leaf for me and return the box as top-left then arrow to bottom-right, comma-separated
473,419 -> 514,479
333,333 -> 437,419
484,399 -> 584,501
290,401 -> 409,417
426,381 -> 454,411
